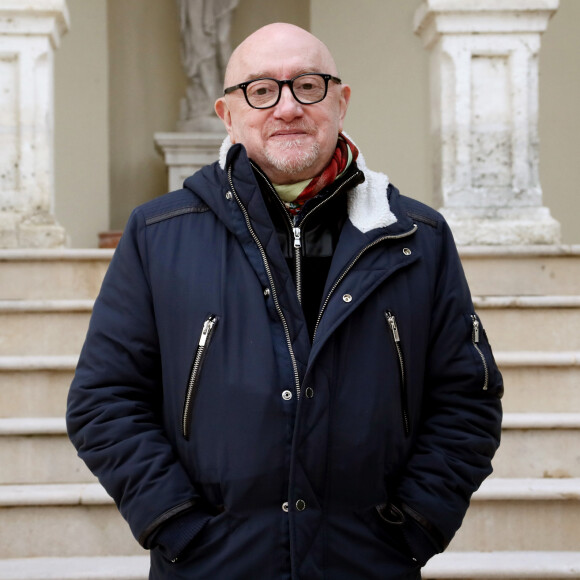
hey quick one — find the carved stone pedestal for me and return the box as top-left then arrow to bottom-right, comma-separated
154,131 -> 226,193
414,0 -> 561,245
0,1 -> 70,248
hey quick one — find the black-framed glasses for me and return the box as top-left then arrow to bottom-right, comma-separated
223,73 -> 342,109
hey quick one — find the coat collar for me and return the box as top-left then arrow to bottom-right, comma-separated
218,134 -> 397,234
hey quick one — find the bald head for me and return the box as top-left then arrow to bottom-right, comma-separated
224,23 -> 340,89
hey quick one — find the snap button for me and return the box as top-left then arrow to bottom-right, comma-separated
225,191 -> 233,200
282,502 -> 289,512
305,387 -> 314,399
342,294 -> 352,303
263,288 -> 271,298
282,390 -> 293,401
296,499 -> 306,511
403,248 -> 412,256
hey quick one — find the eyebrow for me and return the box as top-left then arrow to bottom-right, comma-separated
243,68 -> 325,82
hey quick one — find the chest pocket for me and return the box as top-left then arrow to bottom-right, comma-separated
384,311 -> 411,437
182,315 -> 219,440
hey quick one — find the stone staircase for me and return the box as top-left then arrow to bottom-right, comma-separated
0,250 -> 147,579
0,247 -> 579,579
423,247 -> 580,578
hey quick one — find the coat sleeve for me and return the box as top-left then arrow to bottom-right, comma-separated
66,208 -> 212,560
395,219 -> 503,564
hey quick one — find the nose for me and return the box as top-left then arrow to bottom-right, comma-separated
273,85 -> 304,121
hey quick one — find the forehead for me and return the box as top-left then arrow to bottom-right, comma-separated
229,32 -> 335,83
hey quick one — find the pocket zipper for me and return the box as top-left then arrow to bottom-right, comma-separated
182,315 -> 218,439
471,314 -> 489,391
385,311 -> 410,436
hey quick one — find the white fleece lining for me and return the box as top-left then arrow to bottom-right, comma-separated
218,135 -> 397,234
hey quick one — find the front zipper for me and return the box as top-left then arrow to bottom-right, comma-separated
471,314 -> 489,391
385,311 -> 411,436
293,226 -> 302,304
182,315 -> 218,439
250,162 -> 361,306
312,225 -> 418,340
228,166 -> 301,399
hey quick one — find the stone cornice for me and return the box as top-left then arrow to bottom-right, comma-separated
414,0 -> 559,48
0,0 -> 70,48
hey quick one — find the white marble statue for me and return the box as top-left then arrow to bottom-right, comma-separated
176,0 -> 239,131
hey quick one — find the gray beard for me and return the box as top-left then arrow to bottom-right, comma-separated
264,139 -> 321,177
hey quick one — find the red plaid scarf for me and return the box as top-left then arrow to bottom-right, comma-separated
284,133 -> 359,216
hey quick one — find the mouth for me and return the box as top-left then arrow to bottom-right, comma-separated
270,131 -> 307,138
268,126 -> 314,138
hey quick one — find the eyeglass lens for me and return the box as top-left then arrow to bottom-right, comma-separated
246,75 -> 327,108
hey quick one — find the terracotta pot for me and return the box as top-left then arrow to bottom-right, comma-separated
98,231 -> 123,249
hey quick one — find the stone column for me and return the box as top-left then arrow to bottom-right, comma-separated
0,0 -> 69,248
414,0 -> 561,245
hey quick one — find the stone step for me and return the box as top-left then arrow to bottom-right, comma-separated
3,412 -> 578,484
0,300 -> 92,356
0,478 -> 576,558
496,351 -> 580,413
491,413 -> 580,478
473,296 -> 580,351
1,352 -> 578,418
423,551 -> 580,579
459,245 -> 580,296
2,410 -> 578,482
0,557 -> 150,580
1,295 -> 578,357
450,478 -> 580,551
0,552 -> 578,580
3,247 -> 580,301
0,356 -> 76,417
0,249 -> 113,300
0,484 -> 141,559
0,418 -> 94,484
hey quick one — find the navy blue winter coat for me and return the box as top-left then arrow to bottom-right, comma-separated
67,142 -> 502,579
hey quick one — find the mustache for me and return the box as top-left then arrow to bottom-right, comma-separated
267,122 -> 316,137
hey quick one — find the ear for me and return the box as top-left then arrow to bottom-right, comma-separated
215,97 -> 235,142
337,84 -> 351,132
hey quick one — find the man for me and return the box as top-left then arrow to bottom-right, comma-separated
67,23 -> 502,579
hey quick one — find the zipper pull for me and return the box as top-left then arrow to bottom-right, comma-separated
386,312 -> 400,342
293,227 -> 301,249
471,315 -> 480,343
199,316 -> 216,347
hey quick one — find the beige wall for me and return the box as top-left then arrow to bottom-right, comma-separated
107,0 -> 186,232
538,0 -> 580,246
54,0 -> 109,248
230,0 -> 309,48
54,0 -> 580,246
311,0 -> 431,207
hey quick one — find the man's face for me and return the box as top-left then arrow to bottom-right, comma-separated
215,25 -> 351,185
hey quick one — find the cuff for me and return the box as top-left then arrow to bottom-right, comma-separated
401,508 -> 445,566
149,507 -> 214,563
